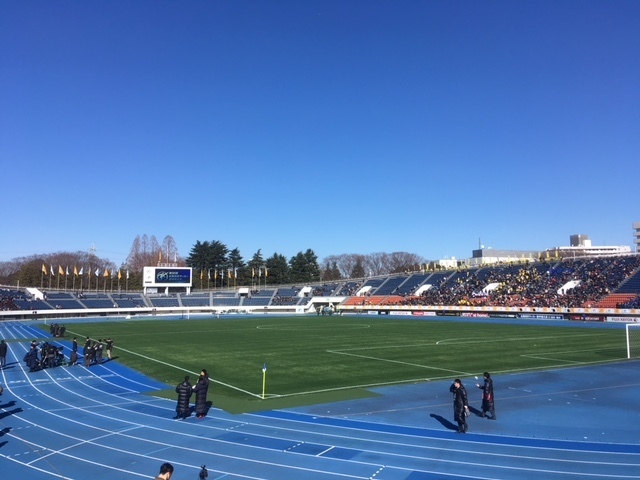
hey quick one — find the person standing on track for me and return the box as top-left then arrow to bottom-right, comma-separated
477,372 -> 496,420
174,375 -> 192,419
0,339 -> 7,368
105,337 -> 114,360
193,369 -> 210,419
450,378 -> 469,433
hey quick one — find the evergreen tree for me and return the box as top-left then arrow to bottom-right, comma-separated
265,253 -> 289,285
351,256 -> 366,278
289,249 -> 320,283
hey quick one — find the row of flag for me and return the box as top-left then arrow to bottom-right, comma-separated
41,264 -> 130,279
199,267 -> 269,280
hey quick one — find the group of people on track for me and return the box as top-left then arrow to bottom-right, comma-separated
450,372 -> 496,433
175,369 -> 211,420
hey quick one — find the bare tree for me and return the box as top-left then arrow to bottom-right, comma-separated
364,252 -> 388,277
161,235 -> 179,263
387,252 -> 425,273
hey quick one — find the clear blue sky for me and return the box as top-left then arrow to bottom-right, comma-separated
1,0 -> 639,267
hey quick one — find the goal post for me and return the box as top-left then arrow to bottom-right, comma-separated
626,323 -> 640,359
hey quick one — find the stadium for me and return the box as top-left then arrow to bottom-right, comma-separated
2,250 -> 640,479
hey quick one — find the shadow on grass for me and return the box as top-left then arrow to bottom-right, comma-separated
147,388 -> 380,414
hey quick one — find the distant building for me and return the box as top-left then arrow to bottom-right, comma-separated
461,232 -> 632,267
546,234 -> 630,259
466,248 -> 538,266
634,222 -> 640,252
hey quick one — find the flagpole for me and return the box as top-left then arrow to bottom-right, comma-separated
261,363 -> 267,400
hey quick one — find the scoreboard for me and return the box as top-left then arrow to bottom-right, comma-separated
143,267 -> 192,287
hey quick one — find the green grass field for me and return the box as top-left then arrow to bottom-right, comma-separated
48,316 -> 627,413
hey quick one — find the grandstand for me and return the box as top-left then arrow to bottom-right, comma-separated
2,254 -> 640,321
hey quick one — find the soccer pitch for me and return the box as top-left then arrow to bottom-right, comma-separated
55,316 -> 626,413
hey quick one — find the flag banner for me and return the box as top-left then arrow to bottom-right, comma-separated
126,270 -> 130,279
95,268 -> 100,276
59,266 -> 64,276
265,267 -> 268,277
50,265 -> 55,276
42,264 -> 47,275
104,269 -> 109,277
66,266 -> 69,276
252,267 -> 255,278
79,267 -> 84,276
118,270 -> 122,280
74,266 -> 78,276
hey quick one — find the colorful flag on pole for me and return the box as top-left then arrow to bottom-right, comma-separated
42,264 -> 47,275
79,267 -> 84,276
66,266 -> 69,276
126,270 -> 129,279
104,269 -> 109,277
59,265 -> 64,276
50,265 -> 55,276
95,268 -> 100,276
118,270 -> 122,280
264,267 -> 268,277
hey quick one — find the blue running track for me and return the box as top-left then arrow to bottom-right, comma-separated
1,320 -> 639,480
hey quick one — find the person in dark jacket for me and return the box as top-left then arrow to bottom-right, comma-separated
174,375 -> 192,419
0,339 -> 8,368
450,378 -> 469,433
193,369 -> 210,419
24,345 -> 40,372
477,372 -> 496,420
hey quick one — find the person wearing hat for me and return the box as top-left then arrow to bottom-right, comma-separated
477,372 -> 496,420
449,378 -> 469,433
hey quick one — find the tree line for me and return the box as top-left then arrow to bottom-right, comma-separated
0,233 -> 427,289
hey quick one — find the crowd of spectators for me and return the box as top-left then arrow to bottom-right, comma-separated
618,296 -> 640,309
387,255 -> 640,309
